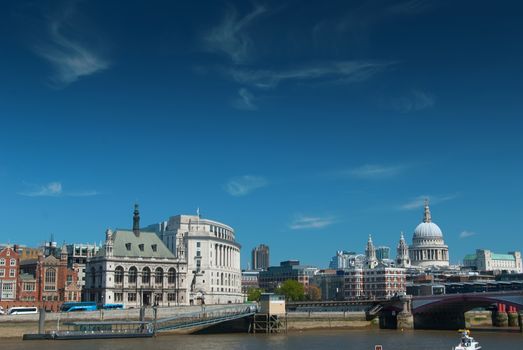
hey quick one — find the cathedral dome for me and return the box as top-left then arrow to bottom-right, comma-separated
414,221 -> 443,238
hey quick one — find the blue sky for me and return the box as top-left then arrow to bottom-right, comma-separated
1,0 -> 522,268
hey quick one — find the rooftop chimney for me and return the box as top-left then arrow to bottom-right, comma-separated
133,204 -> 140,237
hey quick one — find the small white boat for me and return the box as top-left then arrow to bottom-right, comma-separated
453,329 -> 481,350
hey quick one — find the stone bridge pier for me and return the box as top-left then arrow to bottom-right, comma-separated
378,295 -> 414,330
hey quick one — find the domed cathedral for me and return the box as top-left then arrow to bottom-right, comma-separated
409,200 -> 449,268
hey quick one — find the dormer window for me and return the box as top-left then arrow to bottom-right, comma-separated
151,244 -> 157,252
125,243 -> 131,251
139,244 -> 144,251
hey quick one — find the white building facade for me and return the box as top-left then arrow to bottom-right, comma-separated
464,249 -> 522,273
84,206 -> 188,307
146,214 -> 242,305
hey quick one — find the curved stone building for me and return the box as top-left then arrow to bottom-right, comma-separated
409,200 -> 449,268
147,214 -> 242,305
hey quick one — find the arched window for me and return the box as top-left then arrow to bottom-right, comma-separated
142,267 -> 151,284
167,268 -> 176,285
155,267 -> 163,285
128,266 -> 137,284
115,266 -> 124,284
45,268 -> 56,291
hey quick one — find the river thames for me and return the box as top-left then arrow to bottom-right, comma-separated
2,329 -> 521,350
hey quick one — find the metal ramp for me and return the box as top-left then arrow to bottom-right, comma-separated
155,305 -> 256,332
365,304 -> 383,320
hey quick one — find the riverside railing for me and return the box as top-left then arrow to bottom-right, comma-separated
155,304 -> 256,331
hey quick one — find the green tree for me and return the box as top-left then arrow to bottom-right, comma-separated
306,284 -> 321,301
247,287 -> 263,302
276,279 -> 305,301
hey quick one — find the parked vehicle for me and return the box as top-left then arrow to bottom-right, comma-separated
7,307 -> 38,315
60,302 -> 97,312
102,303 -> 124,310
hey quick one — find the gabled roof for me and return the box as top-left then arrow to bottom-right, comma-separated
101,230 -> 175,259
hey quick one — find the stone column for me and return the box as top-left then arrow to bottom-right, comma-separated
492,303 -> 509,327
397,295 -> 414,330
507,306 -> 519,327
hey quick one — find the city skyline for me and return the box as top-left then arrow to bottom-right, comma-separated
1,1 -> 522,267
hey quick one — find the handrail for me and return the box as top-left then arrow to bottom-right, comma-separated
155,305 -> 255,331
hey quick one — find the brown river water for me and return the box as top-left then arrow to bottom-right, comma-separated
2,329 -> 521,350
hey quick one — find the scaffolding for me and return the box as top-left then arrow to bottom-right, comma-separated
250,313 -> 287,333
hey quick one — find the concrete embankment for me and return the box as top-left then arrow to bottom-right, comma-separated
0,308 -> 374,338
286,312 -> 375,331
0,304 -> 233,339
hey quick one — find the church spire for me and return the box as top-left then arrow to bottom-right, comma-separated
423,198 -> 432,223
133,203 -> 140,237
365,234 -> 377,268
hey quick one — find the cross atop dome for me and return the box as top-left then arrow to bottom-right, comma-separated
423,198 -> 432,223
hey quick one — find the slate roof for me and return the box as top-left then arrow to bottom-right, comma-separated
100,230 -> 175,259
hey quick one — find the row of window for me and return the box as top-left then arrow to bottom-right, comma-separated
0,258 -> 17,266
112,292 -> 180,303
110,266 -> 178,285
0,268 -> 16,277
124,243 -> 158,252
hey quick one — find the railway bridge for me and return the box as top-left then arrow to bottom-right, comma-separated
371,291 -> 523,330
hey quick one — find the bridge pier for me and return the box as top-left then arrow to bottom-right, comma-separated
507,306 -> 519,327
397,295 -> 414,330
377,295 -> 414,330
492,304 -> 509,327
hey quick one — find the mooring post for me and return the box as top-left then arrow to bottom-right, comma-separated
38,308 -> 46,334
153,305 -> 158,336
140,306 -> 145,322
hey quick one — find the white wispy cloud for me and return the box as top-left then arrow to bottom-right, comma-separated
232,88 -> 257,110
34,3 -> 110,86
19,181 -> 99,197
225,60 -> 392,89
204,3 -> 266,64
385,90 -> 435,113
289,215 -> 336,230
459,230 -> 477,239
224,175 -> 267,196
346,164 -> 405,179
399,194 -> 458,210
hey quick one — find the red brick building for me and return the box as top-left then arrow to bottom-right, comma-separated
0,246 -> 19,307
0,245 -> 81,311
19,247 -> 81,311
